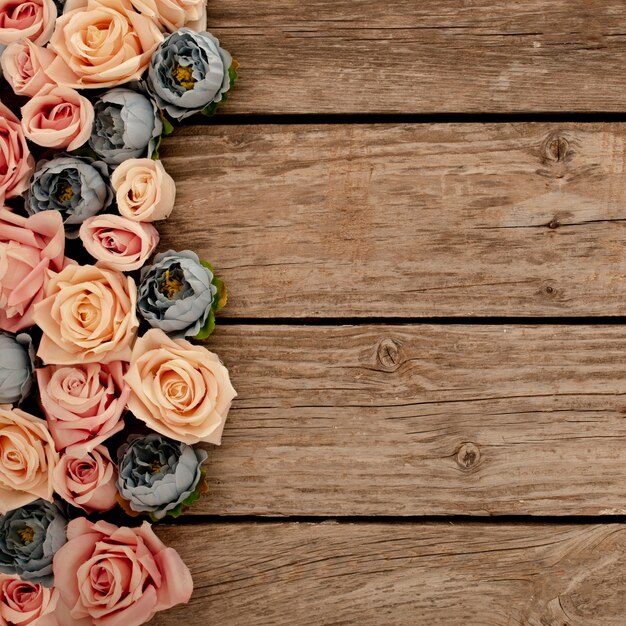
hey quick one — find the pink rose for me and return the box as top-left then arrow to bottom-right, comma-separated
111,158 -> 176,222
0,405 -> 58,515
47,0 -> 163,89
0,208 -> 66,333
0,0 -> 56,46
21,85 -> 94,151
34,264 -> 139,365
130,0 -> 207,32
126,329 -> 237,445
37,362 -> 129,453
0,39 -> 57,97
53,518 -> 193,626
79,215 -> 159,272
52,446 -> 117,513
0,574 -> 59,626
0,101 -> 35,202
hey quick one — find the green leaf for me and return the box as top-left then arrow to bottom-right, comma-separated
199,259 -> 214,273
160,112 -> 175,136
211,276 -> 228,313
69,145 -> 99,160
151,134 -> 162,160
194,310 -> 215,341
228,61 -> 239,88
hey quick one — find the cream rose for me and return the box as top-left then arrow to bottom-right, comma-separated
0,0 -> 56,46
0,39 -> 57,98
130,0 -> 207,32
0,405 -> 58,515
52,446 -> 117,514
46,0 -> 163,89
33,264 -> 139,365
79,214 -> 159,272
126,328 -> 237,444
111,158 -> 176,222
21,85 -> 94,150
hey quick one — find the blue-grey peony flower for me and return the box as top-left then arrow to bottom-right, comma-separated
89,88 -> 163,165
146,29 -> 234,121
138,250 -> 218,338
0,332 -> 34,404
117,434 -> 208,520
0,500 -> 67,587
26,157 -> 112,228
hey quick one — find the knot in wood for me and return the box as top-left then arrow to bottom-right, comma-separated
377,337 -> 401,370
456,442 -> 480,470
542,132 -> 570,164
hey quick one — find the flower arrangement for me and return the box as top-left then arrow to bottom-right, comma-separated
0,0 -> 238,623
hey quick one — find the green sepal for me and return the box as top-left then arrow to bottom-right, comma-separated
211,275 -> 227,313
200,60 -> 239,118
150,471 -> 209,521
69,145 -> 99,160
194,310 -> 215,341
160,112 -> 175,136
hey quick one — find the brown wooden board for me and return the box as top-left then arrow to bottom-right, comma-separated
151,522 -> 626,625
206,0 -> 626,115
159,122 -> 626,318
185,324 -> 626,517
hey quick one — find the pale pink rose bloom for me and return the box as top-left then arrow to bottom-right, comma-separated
0,0 -> 56,46
111,158 -> 176,222
53,518 -> 193,626
33,264 -> 139,365
46,0 -> 163,89
0,208 -> 66,333
1,39 -> 57,97
37,362 -> 128,452
0,405 -> 58,515
126,328 -> 237,445
0,102 -> 35,202
51,446 -> 117,513
0,573 -> 60,626
130,0 -> 207,32
79,214 -> 159,272
21,85 -> 94,151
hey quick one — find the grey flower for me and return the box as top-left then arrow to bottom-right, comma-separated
89,88 -> 163,165
27,157 -> 112,228
138,250 -> 217,338
146,29 -> 234,121
0,500 -> 67,587
117,434 -> 208,520
0,332 -> 34,404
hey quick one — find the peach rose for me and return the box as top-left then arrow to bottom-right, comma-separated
126,329 -> 237,445
46,0 -> 163,89
111,158 -> 176,222
0,0 -> 56,46
79,214 -> 159,272
0,405 -> 58,515
21,85 -> 94,151
130,0 -> 207,32
0,574 -> 59,626
52,446 -> 117,513
0,208 -> 67,333
33,264 -> 139,365
53,518 -> 193,626
37,362 -> 128,452
0,39 -> 57,97
0,102 -> 34,202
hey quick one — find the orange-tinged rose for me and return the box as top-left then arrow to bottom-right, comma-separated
33,264 -> 139,365
130,0 -> 207,32
0,405 -> 58,515
125,329 -> 236,444
46,0 -> 163,89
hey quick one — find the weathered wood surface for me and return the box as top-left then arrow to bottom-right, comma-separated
160,122 -> 626,318
206,0 -> 626,114
151,522 -> 626,625
189,324 -> 626,516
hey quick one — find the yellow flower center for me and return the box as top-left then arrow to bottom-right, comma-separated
57,181 -> 74,204
159,269 -> 184,299
172,64 -> 196,90
151,461 -> 163,474
18,527 -> 34,545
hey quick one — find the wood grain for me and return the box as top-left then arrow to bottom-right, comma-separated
151,522 -> 626,625
159,122 -> 626,318
189,324 -> 626,516
206,0 -> 626,114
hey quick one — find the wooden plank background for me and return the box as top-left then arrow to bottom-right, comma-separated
150,1 -> 626,623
